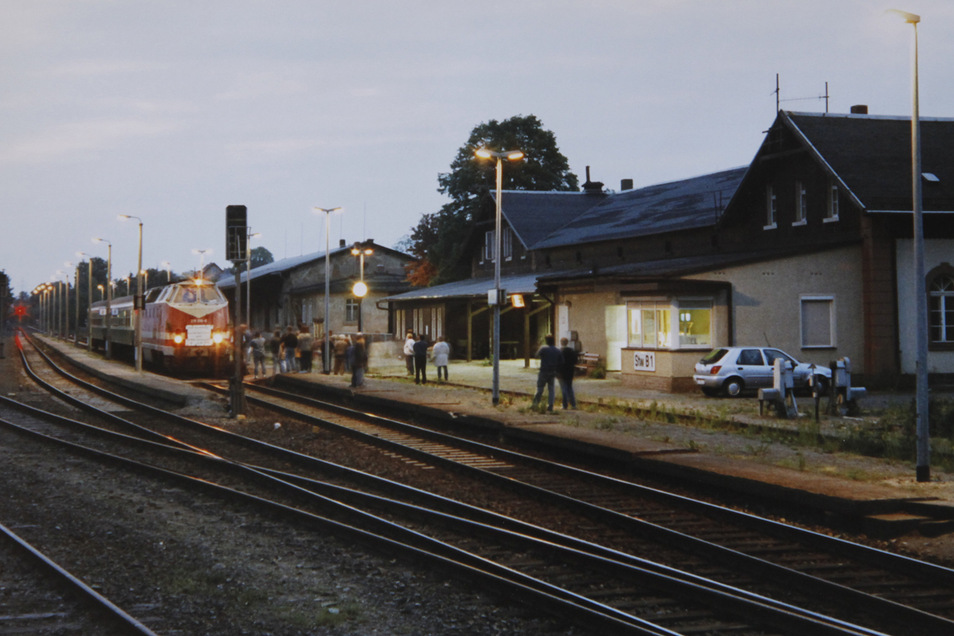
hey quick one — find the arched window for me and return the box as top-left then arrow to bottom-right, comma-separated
929,271 -> 954,345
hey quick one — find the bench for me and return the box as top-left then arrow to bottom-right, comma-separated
575,352 -> 601,376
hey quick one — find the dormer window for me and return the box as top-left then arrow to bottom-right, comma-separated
793,181 -> 808,226
825,181 -> 840,222
764,185 -> 777,229
483,227 -> 513,263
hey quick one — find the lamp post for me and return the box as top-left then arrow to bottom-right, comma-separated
313,207 -> 343,374
94,238 -> 112,359
888,9 -> 930,481
160,261 -> 172,285
77,252 -> 93,350
475,147 -> 525,405
246,231 -> 262,330
351,242 -> 373,333
119,215 -> 143,371
64,261 -> 78,345
192,248 -> 211,280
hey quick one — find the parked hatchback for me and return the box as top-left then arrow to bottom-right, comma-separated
693,347 -> 831,397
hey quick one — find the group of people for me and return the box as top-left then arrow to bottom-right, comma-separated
245,326 -> 577,407
403,331 -> 450,385
245,326 -> 368,387
532,335 -> 579,412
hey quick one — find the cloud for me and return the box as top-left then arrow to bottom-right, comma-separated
0,117 -> 183,164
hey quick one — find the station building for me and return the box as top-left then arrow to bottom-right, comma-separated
384,109 -> 954,390
218,239 -> 414,348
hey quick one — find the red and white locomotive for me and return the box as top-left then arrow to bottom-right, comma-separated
90,279 -> 231,374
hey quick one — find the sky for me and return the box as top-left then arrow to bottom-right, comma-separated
3,0 -> 953,296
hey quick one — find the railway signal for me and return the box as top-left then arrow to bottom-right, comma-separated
226,205 -> 247,417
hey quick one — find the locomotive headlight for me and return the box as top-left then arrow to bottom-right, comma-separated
173,333 -> 185,345
213,331 -> 225,344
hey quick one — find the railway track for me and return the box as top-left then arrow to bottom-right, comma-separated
0,519 -> 157,635
13,333 -> 954,634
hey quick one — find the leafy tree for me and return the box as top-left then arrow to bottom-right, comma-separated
405,114 -> 578,285
225,246 -> 274,276
249,246 -> 274,269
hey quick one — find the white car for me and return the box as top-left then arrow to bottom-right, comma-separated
693,347 -> 831,397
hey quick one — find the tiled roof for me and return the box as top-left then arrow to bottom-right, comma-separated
496,190 -> 606,249
381,272 -> 548,302
522,167 -> 746,250
784,111 -> 954,211
217,246 -> 351,289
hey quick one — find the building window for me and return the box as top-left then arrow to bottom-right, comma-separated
345,298 -> 360,323
482,227 -> 513,263
678,302 -> 712,347
764,186 -> 777,229
929,273 -> 954,345
627,299 -> 712,350
825,181 -> 840,222
794,181 -> 808,225
800,296 -> 835,348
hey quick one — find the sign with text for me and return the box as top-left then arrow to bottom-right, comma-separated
633,350 -> 656,372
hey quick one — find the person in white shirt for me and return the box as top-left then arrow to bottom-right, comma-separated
432,336 -> 450,381
403,330 -> 415,376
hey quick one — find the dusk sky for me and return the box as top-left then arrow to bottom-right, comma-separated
3,1 -> 952,295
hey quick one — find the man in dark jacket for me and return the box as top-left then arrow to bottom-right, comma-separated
558,337 -> 578,409
413,333 -> 429,384
531,334 -> 563,412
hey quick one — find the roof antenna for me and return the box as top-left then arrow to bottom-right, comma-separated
776,73 -> 831,113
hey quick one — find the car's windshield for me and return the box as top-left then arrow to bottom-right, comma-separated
171,285 -> 223,304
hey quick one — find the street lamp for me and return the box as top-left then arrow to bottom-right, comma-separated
77,252 -> 93,350
64,261 -> 78,344
475,147 -> 525,405
246,231 -> 262,330
94,237 -> 112,359
192,248 -> 211,280
160,261 -> 172,285
888,9 -> 930,481
351,241 -> 373,333
313,206 -> 343,374
119,214 -> 144,371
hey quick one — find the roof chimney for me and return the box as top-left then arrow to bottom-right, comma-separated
850,104 -> 869,115
621,178 -> 634,191
582,165 -> 604,194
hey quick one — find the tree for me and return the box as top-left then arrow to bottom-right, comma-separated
405,115 -> 578,285
225,246 -> 273,276
249,246 -> 274,269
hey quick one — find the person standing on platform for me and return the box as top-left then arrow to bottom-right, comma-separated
403,330 -> 415,376
333,334 -> 348,375
413,333 -> 429,384
281,326 -> 298,373
268,329 -> 282,375
250,330 -> 266,378
432,336 -> 450,382
297,325 -> 314,373
531,334 -> 563,412
558,337 -> 578,409
350,335 -> 368,387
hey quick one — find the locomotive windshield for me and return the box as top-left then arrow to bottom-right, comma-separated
171,284 -> 224,304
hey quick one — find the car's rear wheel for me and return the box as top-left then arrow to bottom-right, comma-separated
722,377 -> 744,397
